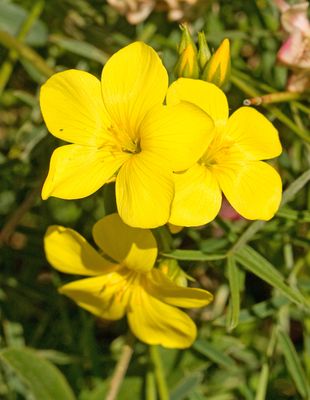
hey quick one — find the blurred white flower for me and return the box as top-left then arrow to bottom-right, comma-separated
107,0 -> 199,24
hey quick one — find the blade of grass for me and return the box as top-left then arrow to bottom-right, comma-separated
235,246 -> 306,306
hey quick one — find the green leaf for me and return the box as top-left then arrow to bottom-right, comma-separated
171,372 -> 202,400
278,330 -> 310,399
161,250 -> 226,261
0,347 -> 75,400
235,246 -> 306,306
193,340 -> 237,369
226,257 -> 240,331
49,35 -> 109,64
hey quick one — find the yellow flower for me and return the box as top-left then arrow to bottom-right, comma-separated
40,42 -> 214,228
166,79 -> 282,226
44,213 -> 213,349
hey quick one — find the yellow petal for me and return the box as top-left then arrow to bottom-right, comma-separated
42,144 -> 129,200
140,103 -> 214,171
225,107 -> 282,160
40,70 -> 110,146
166,78 -> 229,126
44,226 -> 116,275
59,271 -> 132,320
101,42 -> 168,138
115,153 -> 174,228
215,161 -> 282,220
169,163 -> 222,227
127,286 -> 197,348
147,269 -> 213,308
93,213 -> 157,272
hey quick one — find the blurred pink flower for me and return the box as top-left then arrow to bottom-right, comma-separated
219,198 -> 243,222
275,0 -> 310,92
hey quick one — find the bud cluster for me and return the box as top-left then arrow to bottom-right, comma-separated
175,24 -> 231,88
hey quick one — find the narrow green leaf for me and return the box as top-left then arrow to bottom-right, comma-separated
235,246 -> 306,306
0,347 -> 75,400
193,340 -> 236,369
214,296 -> 289,327
278,330 -> 310,399
229,169 -> 310,253
170,372 -> 202,400
161,250 -> 226,261
49,35 -> 109,64
226,257 -> 240,331
281,168 -> 310,205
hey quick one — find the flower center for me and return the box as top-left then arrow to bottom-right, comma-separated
108,124 -> 141,154
199,128 -> 233,168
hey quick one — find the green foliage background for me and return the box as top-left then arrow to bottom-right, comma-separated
0,0 -> 309,399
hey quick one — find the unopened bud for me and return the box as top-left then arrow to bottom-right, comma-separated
175,24 -> 200,78
197,31 -> 211,70
202,38 -> 231,87
159,258 -> 194,287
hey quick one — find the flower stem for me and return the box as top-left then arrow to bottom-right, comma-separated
0,0 -> 45,95
149,345 -> 170,400
0,30 -> 54,79
153,225 -> 173,253
105,333 -> 135,400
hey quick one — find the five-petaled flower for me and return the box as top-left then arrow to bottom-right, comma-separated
44,213 -> 213,348
40,42 -> 214,228
166,78 -> 282,226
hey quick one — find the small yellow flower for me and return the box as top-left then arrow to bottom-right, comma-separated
166,79 -> 282,226
40,42 -> 214,228
202,38 -> 231,87
44,213 -> 213,349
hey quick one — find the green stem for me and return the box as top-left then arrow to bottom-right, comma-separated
153,226 -> 173,253
0,30 -> 54,80
106,333 -> 135,400
230,73 -> 310,143
145,366 -> 157,400
0,0 -> 45,95
150,346 -> 170,400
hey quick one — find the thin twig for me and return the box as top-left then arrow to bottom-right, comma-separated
243,91 -> 304,106
105,333 -> 135,400
0,185 -> 40,246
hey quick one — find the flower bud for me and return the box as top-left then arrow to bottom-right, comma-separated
175,24 -> 200,78
202,38 -> 231,87
159,258 -> 194,287
197,31 -> 211,70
